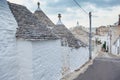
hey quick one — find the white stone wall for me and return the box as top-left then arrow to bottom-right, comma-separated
32,40 -> 89,80
69,47 -> 89,72
60,46 -> 89,76
112,39 -> 120,55
16,39 -> 89,80
16,39 -> 33,80
0,0 -> 89,80
16,39 -> 63,80
0,0 -> 92,80
0,0 -> 17,30
32,40 -> 62,80
0,0 -> 18,80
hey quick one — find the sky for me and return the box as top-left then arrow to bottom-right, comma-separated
7,0 -> 120,28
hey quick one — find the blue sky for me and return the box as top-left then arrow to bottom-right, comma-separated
7,0 -> 120,28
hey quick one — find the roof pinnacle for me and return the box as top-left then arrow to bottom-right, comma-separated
57,13 -> 63,25
77,21 -> 79,26
37,2 -> 40,9
58,13 -> 61,20
36,2 -> 41,11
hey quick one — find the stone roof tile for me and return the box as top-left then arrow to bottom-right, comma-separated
8,2 -> 58,40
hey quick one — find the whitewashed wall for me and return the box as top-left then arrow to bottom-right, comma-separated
32,40 -> 62,80
0,0 -> 18,80
112,45 -> 117,55
0,0 -> 90,79
112,39 -> 120,55
69,47 -> 89,72
61,46 -> 89,75
16,39 -> 89,80
17,39 -> 33,80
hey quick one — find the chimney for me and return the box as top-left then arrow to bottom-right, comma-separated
118,14 -> 120,25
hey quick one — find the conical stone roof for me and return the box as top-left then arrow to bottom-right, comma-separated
8,2 -> 58,40
34,2 -> 55,28
70,26 -> 89,45
53,14 -> 86,48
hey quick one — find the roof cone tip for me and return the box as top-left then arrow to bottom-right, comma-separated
37,2 -> 41,11
77,21 -> 79,26
58,13 -> 61,20
57,13 -> 63,25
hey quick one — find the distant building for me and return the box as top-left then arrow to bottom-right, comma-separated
114,22 -> 118,26
70,25 -> 89,45
111,26 -> 120,54
96,26 -> 109,36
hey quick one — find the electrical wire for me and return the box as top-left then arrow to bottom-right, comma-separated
73,0 -> 88,15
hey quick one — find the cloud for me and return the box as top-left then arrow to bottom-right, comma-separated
7,0 -> 120,28
45,0 -> 120,9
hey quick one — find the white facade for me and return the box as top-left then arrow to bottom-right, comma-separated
17,39 -> 33,80
16,39 -> 63,80
0,0 -> 90,80
69,47 -> 89,71
0,0 -> 18,80
32,40 -> 63,80
16,39 -> 89,80
112,38 -> 120,55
